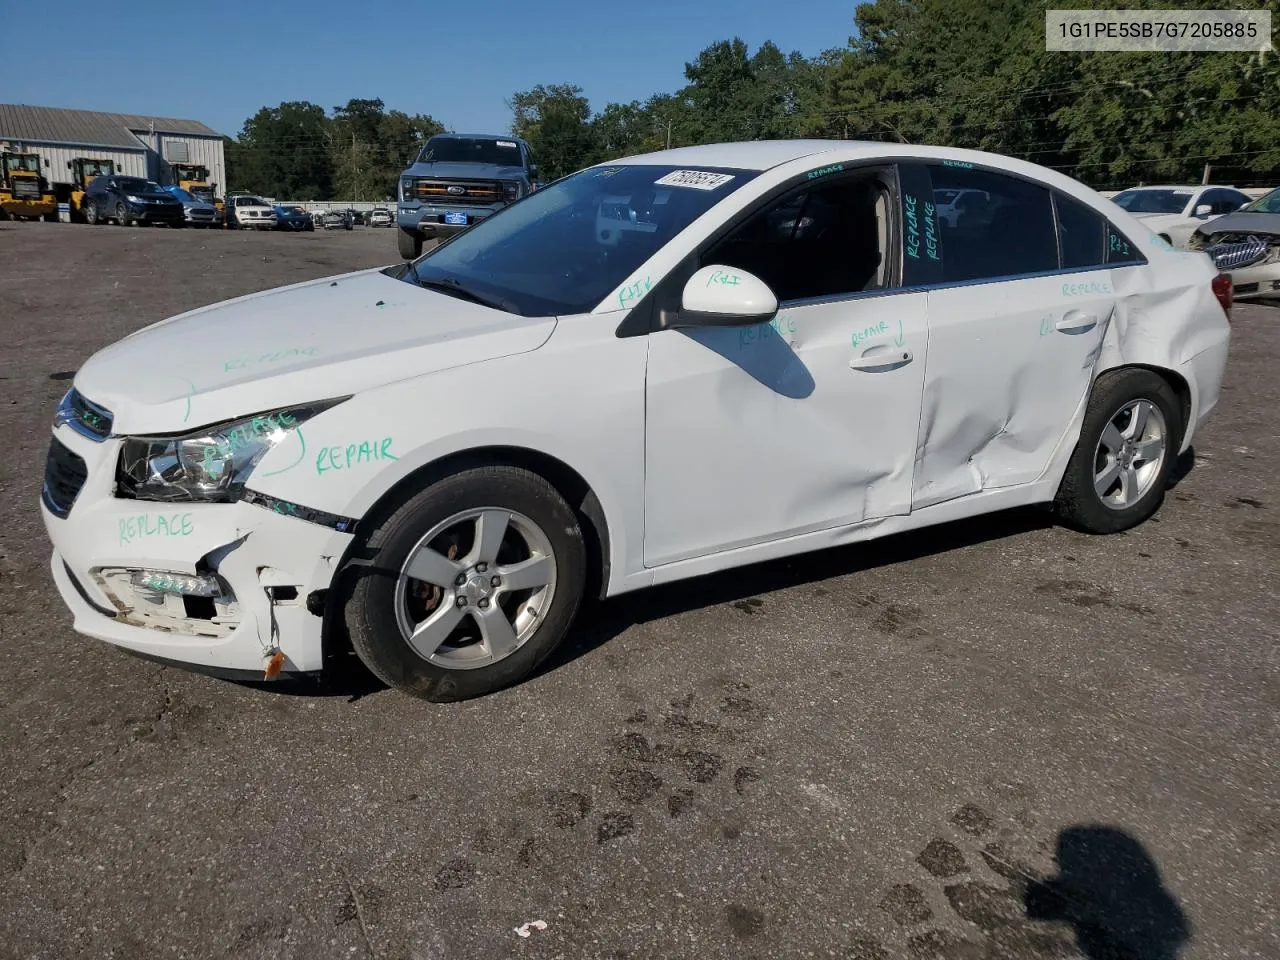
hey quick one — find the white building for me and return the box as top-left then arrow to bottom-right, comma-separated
0,103 -> 226,198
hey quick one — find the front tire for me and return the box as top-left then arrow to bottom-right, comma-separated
1055,368 -> 1182,534
115,202 -> 131,226
343,467 -> 587,701
398,228 -> 423,259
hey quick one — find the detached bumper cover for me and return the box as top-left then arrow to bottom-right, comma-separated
41,425 -> 355,674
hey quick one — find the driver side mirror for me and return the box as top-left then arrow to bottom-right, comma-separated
1194,203 -> 1213,217
672,266 -> 779,328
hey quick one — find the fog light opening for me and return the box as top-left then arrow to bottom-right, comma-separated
130,569 -> 225,598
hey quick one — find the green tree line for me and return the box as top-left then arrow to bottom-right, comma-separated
224,98 -> 443,200
226,0 -> 1280,199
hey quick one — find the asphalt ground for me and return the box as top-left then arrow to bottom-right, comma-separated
0,221 -> 1276,960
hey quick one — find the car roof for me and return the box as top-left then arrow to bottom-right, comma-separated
597,139 -> 1085,176
431,132 -> 526,143
1117,184 -> 1238,191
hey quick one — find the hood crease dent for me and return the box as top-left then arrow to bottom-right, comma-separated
74,269 -> 555,434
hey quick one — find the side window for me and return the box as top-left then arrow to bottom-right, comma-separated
925,164 -> 1057,282
1208,189 -> 1247,215
1055,192 -> 1106,269
1105,222 -> 1143,264
701,173 -> 890,302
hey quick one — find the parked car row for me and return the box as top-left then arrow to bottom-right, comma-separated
1108,183 -> 1280,302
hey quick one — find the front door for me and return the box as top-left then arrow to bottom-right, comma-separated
642,167 -> 928,567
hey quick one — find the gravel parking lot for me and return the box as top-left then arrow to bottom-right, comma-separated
0,221 -> 1276,960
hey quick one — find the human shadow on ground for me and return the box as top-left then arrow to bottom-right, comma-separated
1026,825 -> 1191,960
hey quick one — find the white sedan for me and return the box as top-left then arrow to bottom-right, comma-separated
41,141 -> 1232,701
1109,184 -> 1253,248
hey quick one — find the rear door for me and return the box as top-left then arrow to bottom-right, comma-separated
903,161 -> 1124,509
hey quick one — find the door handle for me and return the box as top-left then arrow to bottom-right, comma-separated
1055,310 -> 1098,334
850,350 -> 913,371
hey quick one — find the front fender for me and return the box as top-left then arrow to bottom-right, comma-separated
244,328 -> 649,595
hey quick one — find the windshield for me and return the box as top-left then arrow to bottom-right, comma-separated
170,188 -> 194,202
419,137 -> 524,167
188,185 -> 213,200
1112,189 -> 1192,214
238,196 -> 268,206
83,161 -> 113,177
119,177 -> 164,193
405,164 -> 758,315
176,165 -> 208,181
6,154 -> 40,172
1241,188 -> 1280,214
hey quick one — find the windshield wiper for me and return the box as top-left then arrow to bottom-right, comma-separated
417,277 -> 519,315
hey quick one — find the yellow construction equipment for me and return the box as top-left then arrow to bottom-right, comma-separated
170,162 -> 224,219
0,151 -> 57,221
67,158 -> 116,220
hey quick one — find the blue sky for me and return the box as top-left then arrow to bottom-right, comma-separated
0,0 -> 858,138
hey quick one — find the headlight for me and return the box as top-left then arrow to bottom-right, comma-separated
125,194 -> 142,203
117,400 -> 344,503
400,177 -> 415,200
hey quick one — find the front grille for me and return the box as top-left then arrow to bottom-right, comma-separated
58,388 -> 113,439
11,179 -> 40,199
43,437 -> 89,518
410,179 -> 505,205
1207,238 -> 1270,271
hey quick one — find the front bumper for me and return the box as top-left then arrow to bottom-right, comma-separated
1226,260 -> 1280,300
277,219 -> 313,231
397,202 -> 499,237
131,205 -> 185,224
41,426 -> 355,675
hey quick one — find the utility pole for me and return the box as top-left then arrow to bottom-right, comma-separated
665,119 -> 672,150
1202,162 -> 1211,185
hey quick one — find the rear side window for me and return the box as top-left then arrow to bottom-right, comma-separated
1106,223 -> 1143,263
1055,192 -> 1106,269
924,164 -> 1058,282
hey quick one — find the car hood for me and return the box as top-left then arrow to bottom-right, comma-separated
404,161 -> 527,180
1126,211 -> 1184,225
73,268 -> 556,434
1194,211 -> 1280,237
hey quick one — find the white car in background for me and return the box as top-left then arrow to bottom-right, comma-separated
41,141 -> 1231,702
228,194 -> 277,230
1109,184 -> 1253,248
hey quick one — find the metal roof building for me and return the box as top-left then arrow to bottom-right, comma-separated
0,104 -> 227,195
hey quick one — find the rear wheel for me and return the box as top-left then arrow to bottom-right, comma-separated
343,466 -> 587,702
1055,368 -> 1182,534
84,202 -> 98,225
398,228 -> 423,259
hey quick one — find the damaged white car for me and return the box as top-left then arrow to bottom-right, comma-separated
1187,185 -> 1280,301
42,141 -> 1232,702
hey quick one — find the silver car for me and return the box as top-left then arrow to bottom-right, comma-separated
166,188 -> 220,228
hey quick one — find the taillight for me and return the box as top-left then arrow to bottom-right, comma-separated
1212,272 -> 1233,319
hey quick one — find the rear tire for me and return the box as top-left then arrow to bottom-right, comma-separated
1055,368 -> 1182,534
343,466 -> 587,702
398,228 -> 423,259
84,203 -> 98,225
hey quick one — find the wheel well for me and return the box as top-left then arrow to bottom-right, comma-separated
356,446 -> 612,601
1104,364 -> 1192,441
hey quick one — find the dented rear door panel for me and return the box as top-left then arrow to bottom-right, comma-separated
913,273 -> 1113,508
